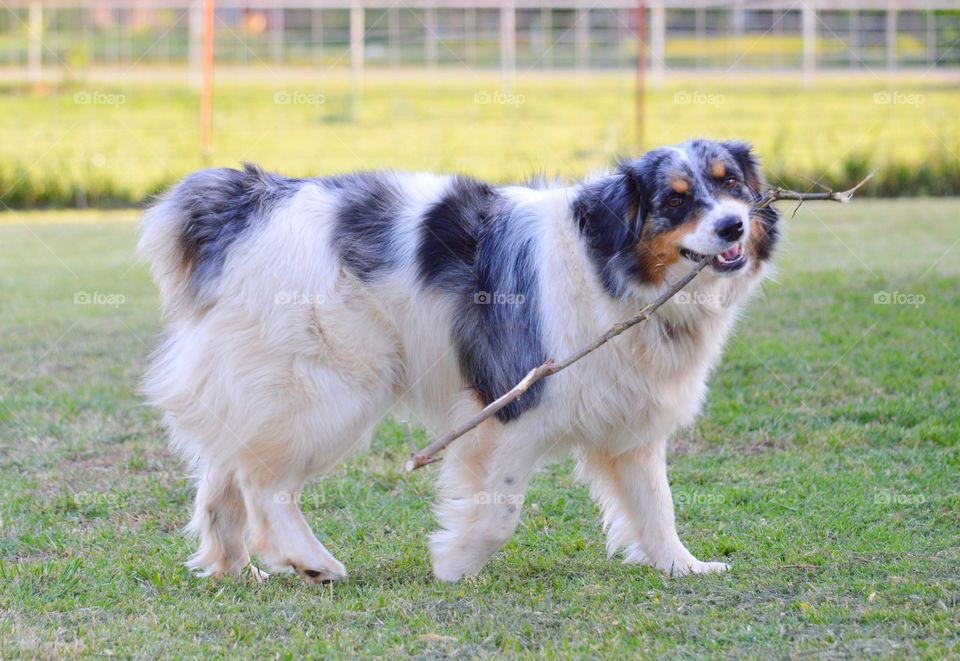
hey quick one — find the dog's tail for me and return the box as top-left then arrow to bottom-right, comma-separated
138,164 -> 280,317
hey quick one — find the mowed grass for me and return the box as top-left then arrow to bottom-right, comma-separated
2,72 -> 959,206
0,199 -> 958,658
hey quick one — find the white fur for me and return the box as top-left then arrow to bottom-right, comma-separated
681,198 -> 752,257
139,174 -> 769,583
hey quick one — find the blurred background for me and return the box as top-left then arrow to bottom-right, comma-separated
1,0 -> 958,209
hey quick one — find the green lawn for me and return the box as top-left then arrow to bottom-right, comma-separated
2,73 -> 959,207
0,198 -> 957,657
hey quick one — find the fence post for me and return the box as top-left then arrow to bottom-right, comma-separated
575,6 -> 589,70
541,5 -> 552,69
389,6 -> 399,66
271,7 -> 284,64
465,7 -> 476,65
636,1 -> 646,151
695,5 -> 705,68
650,1 -> 665,88
802,1 -> 816,88
189,0 -> 202,87
425,5 -> 437,69
850,9 -> 859,68
351,2 -> 364,117
500,1 -> 515,94
311,7 -> 323,63
886,1 -> 898,70
733,0 -> 745,37
28,0 -> 43,86
200,0 -> 215,161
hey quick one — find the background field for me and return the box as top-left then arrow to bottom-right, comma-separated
2,72 -> 960,208
1,198 -> 957,657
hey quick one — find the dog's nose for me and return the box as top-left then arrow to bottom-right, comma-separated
715,215 -> 744,242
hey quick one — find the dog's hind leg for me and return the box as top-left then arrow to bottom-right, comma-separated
240,467 -> 349,585
186,465 -> 253,578
236,382 -> 390,585
576,439 -> 729,577
429,419 -> 543,582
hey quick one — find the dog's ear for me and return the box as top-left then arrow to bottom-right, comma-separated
619,157 -> 655,236
722,141 -> 765,197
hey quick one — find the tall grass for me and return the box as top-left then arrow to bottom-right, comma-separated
2,75 -> 958,208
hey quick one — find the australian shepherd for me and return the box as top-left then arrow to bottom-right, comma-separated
139,139 -> 779,583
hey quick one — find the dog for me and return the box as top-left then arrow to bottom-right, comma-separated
138,139 -> 779,583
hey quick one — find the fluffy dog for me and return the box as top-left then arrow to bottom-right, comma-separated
139,139 -> 779,583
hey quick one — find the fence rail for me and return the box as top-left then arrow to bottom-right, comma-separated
4,1 -> 959,86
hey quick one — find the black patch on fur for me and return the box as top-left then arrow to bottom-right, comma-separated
326,172 -> 402,281
417,177 -> 494,287
417,178 -> 548,422
175,163 -> 298,295
571,163 -> 649,298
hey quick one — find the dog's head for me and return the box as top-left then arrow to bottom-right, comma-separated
630,139 -> 779,281
576,139 -> 780,296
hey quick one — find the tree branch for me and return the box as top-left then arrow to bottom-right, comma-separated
405,172 -> 875,472
756,169 -> 877,208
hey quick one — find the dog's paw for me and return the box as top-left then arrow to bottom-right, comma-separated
430,547 -> 470,583
248,564 -> 270,584
429,533 -> 481,583
290,558 -> 348,585
659,559 -> 730,577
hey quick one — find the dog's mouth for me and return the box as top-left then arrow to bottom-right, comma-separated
680,244 -> 747,273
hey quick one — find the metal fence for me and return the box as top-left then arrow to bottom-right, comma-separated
5,1 -> 960,85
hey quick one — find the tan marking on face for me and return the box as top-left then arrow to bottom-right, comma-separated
711,162 -> 726,179
746,217 -> 766,258
670,179 -> 689,194
636,217 -> 701,284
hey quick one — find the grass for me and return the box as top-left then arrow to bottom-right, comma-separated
2,72 -> 959,207
0,198 -> 958,657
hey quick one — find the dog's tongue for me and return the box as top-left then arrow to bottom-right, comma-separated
721,244 -> 742,260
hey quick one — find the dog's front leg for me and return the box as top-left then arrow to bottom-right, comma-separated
577,438 -> 729,576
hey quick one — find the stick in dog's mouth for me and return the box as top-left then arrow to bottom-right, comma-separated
679,244 -> 747,272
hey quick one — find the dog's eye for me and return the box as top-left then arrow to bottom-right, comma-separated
723,177 -> 739,190
666,195 -> 684,208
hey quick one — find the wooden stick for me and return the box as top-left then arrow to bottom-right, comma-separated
405,174 -> 875,472
757,169 -> 877,209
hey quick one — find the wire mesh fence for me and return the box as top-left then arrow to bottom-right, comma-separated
2,1 -> 959,81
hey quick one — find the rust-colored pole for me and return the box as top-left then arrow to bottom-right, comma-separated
636,0 -> 647,152
201,0 -> 216,161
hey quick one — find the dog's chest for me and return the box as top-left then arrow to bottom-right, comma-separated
557,310 -> 731,453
